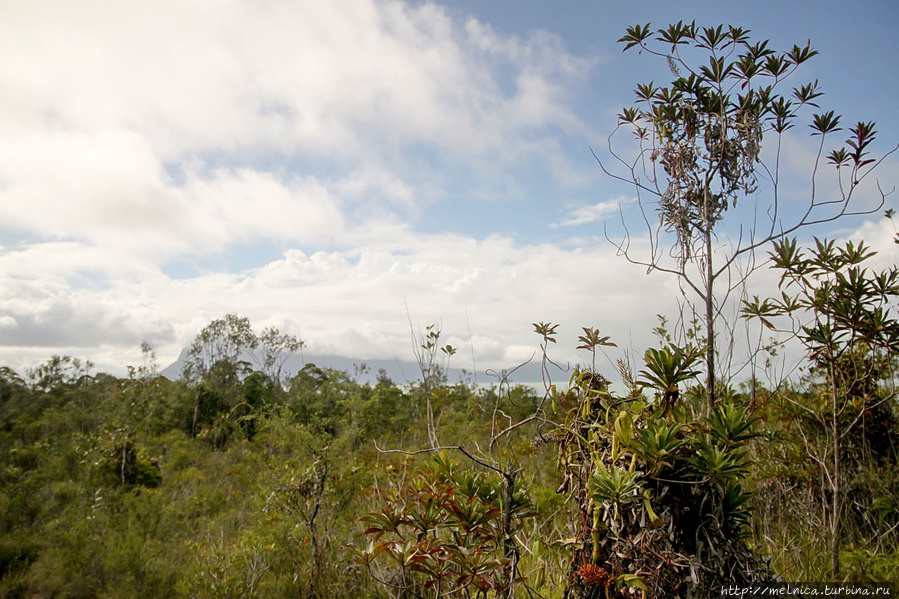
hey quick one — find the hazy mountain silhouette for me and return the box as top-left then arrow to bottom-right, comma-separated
160,348 -> 564,387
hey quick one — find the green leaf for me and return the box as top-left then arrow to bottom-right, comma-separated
697,25 -> 726,50
657,20 -> 696,47
793,80 -> 823,107
788,40 -> 819,64
811,110 -> 841,136
618,23 -> 652,52
577,327 -> 617,350
617,573 -> 649,591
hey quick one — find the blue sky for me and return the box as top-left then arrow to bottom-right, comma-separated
0,0 -> 896,382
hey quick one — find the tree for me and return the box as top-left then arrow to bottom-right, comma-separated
409,322 -> 456,448
252,325 -> 305,412
104,343 -> 164,488
182,314 -> 257,384
26,355 -> 93,396
182,315 -> 304,436
182,314 -> 256,436
359,323 -> 562,599
0,366 -> 27,425
743,237 -> 899,579
598,22 -> 896,411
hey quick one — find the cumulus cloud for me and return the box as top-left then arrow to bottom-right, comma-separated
0,277 -> 175,351
173,168 -> 347,251
0,227 -> 678,379
3,213 -> 891,381
7,0 -> 889,385
553,196 -> 632,227
0,0 -> 588,158
0,138 -> 348,258
0,0 -> 593,263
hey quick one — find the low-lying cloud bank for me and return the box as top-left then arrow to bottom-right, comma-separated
1,0 -> 895,385
2,216 -> 894,383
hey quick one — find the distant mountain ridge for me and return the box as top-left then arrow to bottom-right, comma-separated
160,348 -> 564,387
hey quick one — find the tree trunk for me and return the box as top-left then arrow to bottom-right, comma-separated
121,443 -> 128,486
426,393 -> 439,448
308,461 -> 328,591
500,464 -> 518,599
191,388 -> 201,436
830,363 -> 842,580
704,198 -> 716,414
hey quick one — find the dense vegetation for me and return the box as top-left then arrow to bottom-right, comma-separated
0,335 -> 552,598
1,289 -> 897,598
2,21 -> 898,598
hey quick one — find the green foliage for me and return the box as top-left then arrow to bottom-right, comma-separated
746,237 -> 899,364
588,462 -> 641,507
637,344 -> 703,412
558,335 -> 772,597
1,289 -> 896,598
634,420 -> 685,475
353,452 -> 536,598
27,355 -> 93,395
100,440 -> 162,490
605,21 -> 895,412
744,237 -> 899,578
287,364 -> 358,436
707,401 -> 757,447
180,315 -> 305,438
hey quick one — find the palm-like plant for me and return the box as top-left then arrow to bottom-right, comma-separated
589,463 -> 643,507
707,402 -> 757,449
635,420 -> 686,475
637,345 -> 703,413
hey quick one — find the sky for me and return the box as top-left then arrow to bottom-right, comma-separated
1,0 -> 897,384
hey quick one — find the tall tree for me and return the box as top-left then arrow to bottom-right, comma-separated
252,325 -> 305,412
743,238 -> 899,578
182,314 -> 257,435
182,315 -> 305,434
181,314 -> 257,384
598,22 -> 896,411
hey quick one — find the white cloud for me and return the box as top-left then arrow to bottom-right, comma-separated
553,196 -> 632,227
3,214 -> 890,382
0,0 -> 592,263
0,135 -> 347,257
848,216 -> 899,271
174,168 -> 347,251
0,276 -> 175,351
0,0 -> 588,159
11,0 -> 890,387
0,316 -> 16,331
0,229 -> 679,380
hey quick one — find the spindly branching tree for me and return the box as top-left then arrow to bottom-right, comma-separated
182,314 -> 303,434
598,22 -> 896,411
182,314 -> 257,384
409,322 -> 456,448
253,325 -> 305,412
743,238 -> 899,579
359,323 -> 562,599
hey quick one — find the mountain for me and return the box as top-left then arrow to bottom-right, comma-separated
160,348 -> 566,387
